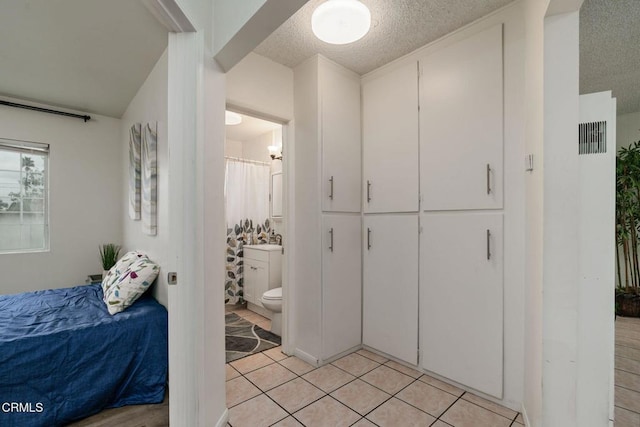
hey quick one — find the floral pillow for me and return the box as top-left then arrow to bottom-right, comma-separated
104,258 -> 160,315
101,251 -> 148,298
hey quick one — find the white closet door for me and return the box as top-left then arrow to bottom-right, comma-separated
421,212 -> 503,398
322,62 -> 361,213
363,62 -> 419,213
363,214 -> 418,364
322,215 -> 362,359
420,24 -> 503,211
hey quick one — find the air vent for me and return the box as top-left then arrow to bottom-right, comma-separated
579,121 -> 607,155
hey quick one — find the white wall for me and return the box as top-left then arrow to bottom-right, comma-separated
224,139 -> 243,158
213,0 -> 267,55
577,91 -> 616,427
523,0 -> 549,425
0,98 -> 121,295
542,10 -> 580,427
226,50 -> 293,351
292,56 -> 322,360
617,110 -> 640,150
121,49 -> 169,308
242,131 -> 274,163
226,52 -> 294,121
201,47 -> 228,427
166,30 -> 227,427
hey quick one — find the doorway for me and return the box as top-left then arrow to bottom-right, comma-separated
223,109 -> 289,363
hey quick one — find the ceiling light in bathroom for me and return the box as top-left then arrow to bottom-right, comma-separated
225,111 -> 242,126
312,0 -> 371,45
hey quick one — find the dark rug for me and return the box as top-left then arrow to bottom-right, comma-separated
225,313 -> 281,363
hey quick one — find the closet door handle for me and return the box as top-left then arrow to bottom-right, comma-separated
367,228 -> 372,250
329,228 -> 334,252
486,164 -> 492,195
329,176 -> 334,200
367,181 -> 372,203
486,229 -> 491,260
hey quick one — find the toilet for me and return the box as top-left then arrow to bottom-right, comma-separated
261,287 -> 282,336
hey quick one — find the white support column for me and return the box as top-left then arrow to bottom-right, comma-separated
542,10 -> 580,427
577,91 -> 616,427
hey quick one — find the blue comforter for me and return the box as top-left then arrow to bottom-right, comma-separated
0,284 -> 168,427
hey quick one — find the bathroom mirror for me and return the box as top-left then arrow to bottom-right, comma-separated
271,172 -> 283,218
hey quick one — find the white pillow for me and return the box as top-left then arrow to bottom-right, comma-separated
104,257 -> 160,315
101,251 -> 148,298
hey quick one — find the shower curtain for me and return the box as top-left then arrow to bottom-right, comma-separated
224,159 -> 270,227
224,159 -> 271,304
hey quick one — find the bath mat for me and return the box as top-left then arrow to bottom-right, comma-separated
225,313 -> 281,363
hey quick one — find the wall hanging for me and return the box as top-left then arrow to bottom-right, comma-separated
141,122 -> 157,235
128,123 -> 141,220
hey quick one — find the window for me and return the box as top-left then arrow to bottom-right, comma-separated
0,138 -> 49,253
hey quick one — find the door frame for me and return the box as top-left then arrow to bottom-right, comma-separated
224,104 -> 292,353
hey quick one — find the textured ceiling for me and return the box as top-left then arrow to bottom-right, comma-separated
580,0 -> 640,115
254,0 -> 514,75
0,0 -> 168,118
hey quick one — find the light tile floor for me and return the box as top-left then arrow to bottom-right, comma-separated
227,304 -> 272,332
226,347 -> 524,427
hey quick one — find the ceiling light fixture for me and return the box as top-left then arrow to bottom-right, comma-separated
312,0 -> 371,45
225,111 -> 242,126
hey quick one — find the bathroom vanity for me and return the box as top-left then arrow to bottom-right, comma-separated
243,244 -> 282,317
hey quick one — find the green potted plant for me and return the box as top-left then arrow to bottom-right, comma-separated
616,141 -> 640,316
99,243 -> 121,279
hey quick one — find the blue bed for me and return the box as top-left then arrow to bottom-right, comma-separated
0,283 -> 168,427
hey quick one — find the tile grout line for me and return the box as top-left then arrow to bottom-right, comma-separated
356,348 -> 525,422
228,347 -> 523,427
431,392 -> 465,425
457,395 -> 519,421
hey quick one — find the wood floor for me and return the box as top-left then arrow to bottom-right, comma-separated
65,391 -> 168,427
616,316 -> 640,426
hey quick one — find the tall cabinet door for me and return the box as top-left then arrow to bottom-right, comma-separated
322,215 -> 362,359
322,61 -> 361,213
421,212 -> 503,398
363,214 -> 418,364
363,63 -> 419,213
420,25 -> 503,211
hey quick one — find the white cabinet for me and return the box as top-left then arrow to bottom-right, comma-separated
363,214 -> 419,364
243,257 -> 266,306
420,212 -> 503,398
322,60 -> 361,213
294,55 -> 363,362
243,245 -> 282,308
419,25 -> 503,211
363,62 -> 419,213
322,215 -> 362,359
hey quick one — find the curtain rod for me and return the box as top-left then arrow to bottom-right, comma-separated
0,100 -> 91,122
225,156 -> 270,166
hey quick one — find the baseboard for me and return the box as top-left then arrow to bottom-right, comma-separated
247,302 -> 272,319
521,405 -> 530,427
293,348 -> 319,367
216,408 -> 229,427
319,345 -> 363,365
